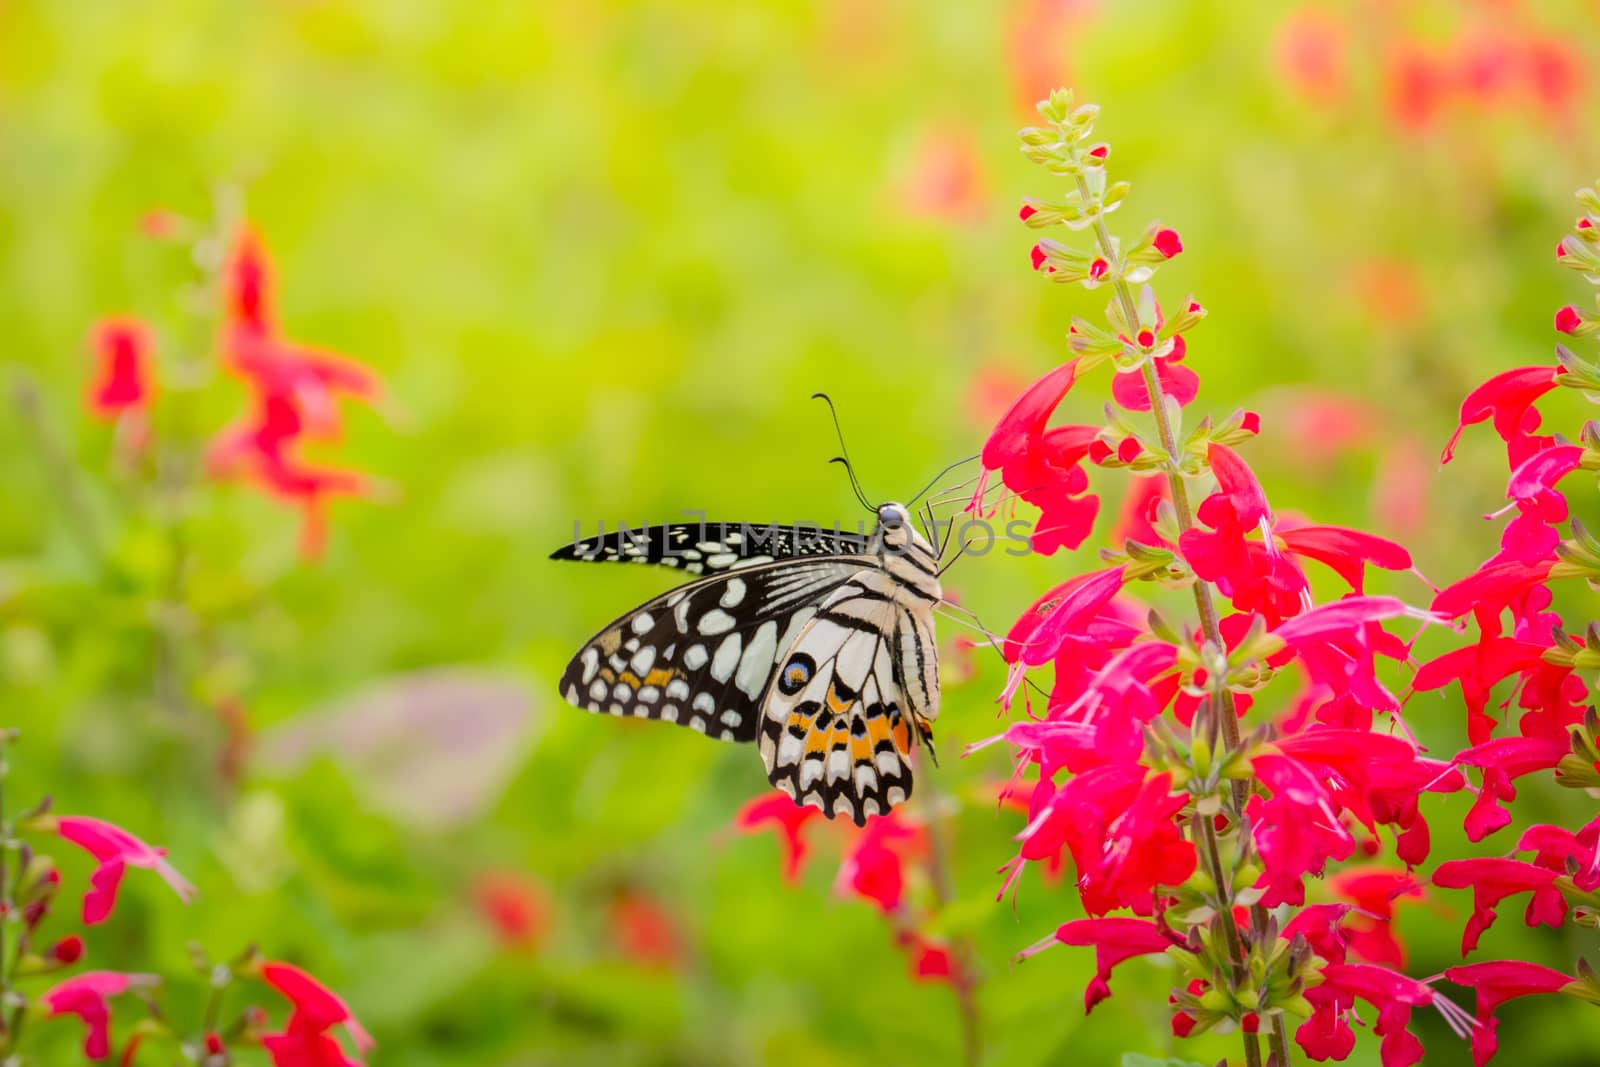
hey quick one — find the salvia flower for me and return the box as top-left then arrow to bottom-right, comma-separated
41,971 -> 158,1061
259,961 -> 374,1067
52,815 -> 196,925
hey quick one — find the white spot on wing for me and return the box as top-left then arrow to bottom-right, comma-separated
684,644 -> 708,670
720,709 -> 742,727
666,679 -> 690,701
580,649 -> 599,684
778,732 -> 804,768
693,692 -> 715,714
631,612 -> 654,634
736,621 -> 779,699
629,645 -> 656,676
698,609 -> 735,635
711,633 -> 742,682
720,579 -> 746,608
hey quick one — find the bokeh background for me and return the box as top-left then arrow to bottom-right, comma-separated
2,1 -> 1599,1064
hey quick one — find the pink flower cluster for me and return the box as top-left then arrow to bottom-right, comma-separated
972,90 -> 1598,1067
10,806 -> 372,1065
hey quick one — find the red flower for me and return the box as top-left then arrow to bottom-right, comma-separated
471,871 -> 549,949
1019,203 -> 1037,221
1297,963 -> 1444,1067
1110,355 -> 1199,412
1327,868 -> 1423,966
41,971 -> 157,1061
1151,228 -> 1183,258
52,934 -> 85,964
1016,917 -> 1174,1013
1441,365 -> 1562,467
969,361 -> 1102,553
1451,736 -> 1567,841
1554,305 -> 1582,334
836,812 -> 924,913
87,318 -> 155,420
735,791 -> 823,882
898,931 -> 956,984
1088,257 -> 1109,281
212,226 -> 383,560
1432,858 -> 1561,955
1443,961 -> 1573,1066
53,816 -> 196,925
259,961 -> 374,1067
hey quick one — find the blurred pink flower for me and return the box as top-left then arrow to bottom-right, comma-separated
42,971 -> 157,1061
259,961 -> 374,1067
1274,8 -> 1346,105
54,815 -> 196,925
472,871 -> 550,950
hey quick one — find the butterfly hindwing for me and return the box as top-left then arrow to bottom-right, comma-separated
550,521 -> 868,576
557,558 -> 863,741
757,570 -> 938,825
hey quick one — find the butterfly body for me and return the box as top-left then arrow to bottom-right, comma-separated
553,503 -> 940,824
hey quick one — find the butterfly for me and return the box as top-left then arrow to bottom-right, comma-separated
551,502 -> 943,825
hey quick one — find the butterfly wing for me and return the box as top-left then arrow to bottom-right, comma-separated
551,521 -> 868,576
758,570 -> 940,825
558,557 -> 863,741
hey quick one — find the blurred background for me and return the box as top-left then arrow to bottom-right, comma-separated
1,1 -> 1599,1064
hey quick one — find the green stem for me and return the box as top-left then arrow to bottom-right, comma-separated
920,774 -> 982,1067
1071,163 -> 1283,1066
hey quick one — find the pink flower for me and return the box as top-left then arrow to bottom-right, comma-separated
53,816 -> 196,924
1432,857 -> 1562,955
1016,917 -> 1174,1013
1443,961 -> 1573,1066
1110,356 -> 1199,411
1088,257 -> 1109,281
87,319 -> 156,420
1451,737 -> 1567,841
735,791 -> 823,882
1554,305 -> 1582,334
1151,228 -> 1183,258
41,971 -> 158,1061
260,961 -> 374,1067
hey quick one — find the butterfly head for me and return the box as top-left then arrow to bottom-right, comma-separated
873,501 -> 932,556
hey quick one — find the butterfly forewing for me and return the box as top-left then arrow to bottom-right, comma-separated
551,521 -> 868,576
557,558 -> 862,741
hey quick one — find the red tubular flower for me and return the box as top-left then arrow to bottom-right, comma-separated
1441,365 -> 1562,467
87,319 -> 155,420
1443,961 -> 1574,1066
735,791 -> 823,883
836,813 -> 924,913
1451,737 -> 1566,841
42,972 -> 157,1060
1327,868 -> 1424,966
1432,858 -> 1562,954
1413,637 -> 1548,745
1151,228 -> 1183,258
1297,963 -> 1442,1067
1519,814 -> 1600,892
259,962 -> 374,1067
1110,356 -> 1199,411
53,816 -> 196,925
1015,917 -> 1174,1013
52,934 -> 85,964
898,931 -> 956,984
1554,305 -> 1582,333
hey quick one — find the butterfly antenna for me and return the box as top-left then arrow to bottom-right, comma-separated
908,453 -> 981,507
812,392 -> 873,510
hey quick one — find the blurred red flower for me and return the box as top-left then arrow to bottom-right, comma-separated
209,226 -> 383,560
609,890 -> 683,970
86,318 -> 155,421
471,871 -> 550,950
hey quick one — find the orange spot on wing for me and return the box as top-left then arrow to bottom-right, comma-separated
825,683 -> 854,715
